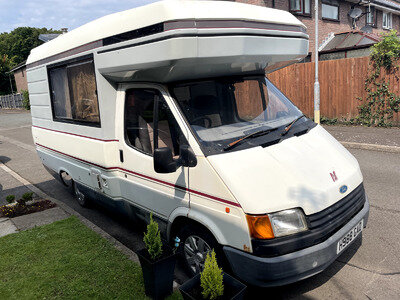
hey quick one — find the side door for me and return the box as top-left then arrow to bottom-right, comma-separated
117,84 -> 190,223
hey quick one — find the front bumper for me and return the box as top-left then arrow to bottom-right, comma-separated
223,196 -> 370,287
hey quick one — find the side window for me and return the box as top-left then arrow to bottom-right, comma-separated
48,58 -> 100,125
124,89 -> 184,157
49,67 -> 72,119
67,61 -> 99,123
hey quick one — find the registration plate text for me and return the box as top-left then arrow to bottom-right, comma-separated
337,219 -> 363,254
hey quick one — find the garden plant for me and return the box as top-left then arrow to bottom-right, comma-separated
200,250 -> 224,300
359,30 -> 400,126
143,213 -> 163,260
5,195 -> 15,204
138,213 -> 177,299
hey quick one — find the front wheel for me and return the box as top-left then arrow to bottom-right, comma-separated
73,182 -> 90,207
177,224 -> 223,276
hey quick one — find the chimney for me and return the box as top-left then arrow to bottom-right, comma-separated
61,28 -> 68,34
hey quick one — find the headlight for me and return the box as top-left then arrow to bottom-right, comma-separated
268,208 -> 308,237
246,208 -> 307,239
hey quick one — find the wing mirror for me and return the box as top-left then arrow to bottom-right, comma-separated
154,145 -> 197,173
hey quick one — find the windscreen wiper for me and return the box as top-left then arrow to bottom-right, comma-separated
281,115 -> 305,136
223,128 -> 278,151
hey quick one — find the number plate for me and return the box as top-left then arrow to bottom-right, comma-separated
337,219 -> 363,254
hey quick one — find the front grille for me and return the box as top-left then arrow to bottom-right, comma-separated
306,183 -> 366,239
252,183 -> 366,257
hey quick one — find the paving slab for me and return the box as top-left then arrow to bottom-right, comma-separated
0,166 -> 32,206
0,219 -> 18,237
11,207 -> 69,231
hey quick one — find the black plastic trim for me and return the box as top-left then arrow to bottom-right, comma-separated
103,23 -> 164,46
252,183 -> 366,257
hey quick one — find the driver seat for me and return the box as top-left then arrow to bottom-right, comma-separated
190,95 -> 222,128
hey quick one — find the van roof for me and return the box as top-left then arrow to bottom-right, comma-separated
27,0 -> 305,65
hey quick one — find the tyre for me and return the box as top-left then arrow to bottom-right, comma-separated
73,181 -> 90,207
176,224 -> 226,277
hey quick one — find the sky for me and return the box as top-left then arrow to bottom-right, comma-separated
0,0 -> 160,33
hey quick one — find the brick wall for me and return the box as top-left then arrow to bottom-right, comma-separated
13,67 -> 28,92
233,0 -> 400,60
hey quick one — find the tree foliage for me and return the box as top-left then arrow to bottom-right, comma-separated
0,27 -> 61,94
0,55 -> 14,95
358,30 -> 400,126
0,27 -> 61,65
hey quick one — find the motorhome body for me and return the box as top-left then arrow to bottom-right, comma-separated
27,0 -> 369,287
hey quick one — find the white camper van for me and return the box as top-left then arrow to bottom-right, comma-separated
27,0 -> 369,287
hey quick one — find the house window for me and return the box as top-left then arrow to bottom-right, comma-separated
382,12 -> 392,29
289,0 -> 311,15
366,6 -> 377,27
49,57 -> 100,125
322,0 -> 339,21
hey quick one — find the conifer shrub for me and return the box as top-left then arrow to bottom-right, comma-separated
143,213 -> 163,260
200,250 -> 224,300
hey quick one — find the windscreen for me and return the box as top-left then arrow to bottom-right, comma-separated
170,76 -> 305,154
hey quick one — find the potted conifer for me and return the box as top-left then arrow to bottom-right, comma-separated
179,250 -> 246,300
137,213 -> 178,299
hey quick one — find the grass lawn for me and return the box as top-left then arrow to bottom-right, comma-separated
0,216 -> 181,299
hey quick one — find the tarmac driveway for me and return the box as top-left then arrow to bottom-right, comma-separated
0,109 -> 399,299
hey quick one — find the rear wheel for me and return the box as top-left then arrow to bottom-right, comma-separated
177,224 -> 224,277
73,182 -> 90,207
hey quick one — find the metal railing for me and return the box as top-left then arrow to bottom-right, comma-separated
0,93 -> 23,109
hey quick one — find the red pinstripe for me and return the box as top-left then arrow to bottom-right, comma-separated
32,125 -> 119,142
35,143 -> 241,208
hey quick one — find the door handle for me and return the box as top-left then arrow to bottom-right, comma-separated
119,149 -> 124,163
96,174 -> 101,189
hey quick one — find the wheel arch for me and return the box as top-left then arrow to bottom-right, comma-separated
58,167 -> 74,189
168,209 -> 227,245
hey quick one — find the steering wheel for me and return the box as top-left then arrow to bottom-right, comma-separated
191,116 -> 212,128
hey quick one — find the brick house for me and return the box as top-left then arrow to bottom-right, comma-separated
10,61 -> 28,93
233,0 -> 400,60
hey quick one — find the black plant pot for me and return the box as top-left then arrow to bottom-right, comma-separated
137,248 -> 177,299
179,273 -> 246,300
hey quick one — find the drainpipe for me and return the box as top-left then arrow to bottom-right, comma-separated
314,0 -> 320,124
8,71 -> 14,94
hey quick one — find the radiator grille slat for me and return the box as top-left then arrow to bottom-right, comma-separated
307,184 -> 365,230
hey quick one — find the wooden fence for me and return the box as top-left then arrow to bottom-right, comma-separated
0,93 -> 23,109
268,56 -> 400,124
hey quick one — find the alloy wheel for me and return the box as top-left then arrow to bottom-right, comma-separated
183,235 -> 212,274
74,183 -> 86,206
